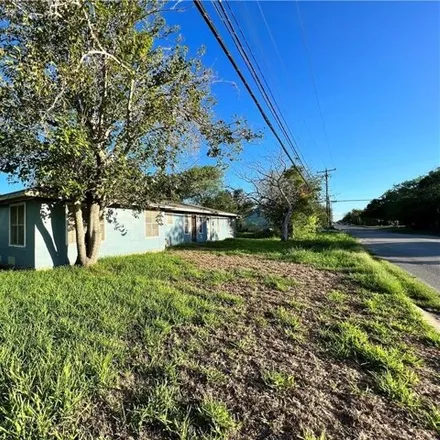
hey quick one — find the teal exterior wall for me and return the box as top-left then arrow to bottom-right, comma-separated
164,214 -> 234,246
34,201 -> 69,269
0,201 -> 235,269
0,200 -> 36,268
164,213 -> 192,246
68,207 -> 166,264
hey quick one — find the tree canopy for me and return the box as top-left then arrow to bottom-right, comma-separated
170,165 -> 253,214
246,158 -> 321,240
347,168 -> 440,230
0,0 -> 256,265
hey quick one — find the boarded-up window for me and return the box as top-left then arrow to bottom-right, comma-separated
166,213 -> 173,225
67,207 -> 105,244
145,210 -> 159,237
184,215 -> 189,234
10,204 -> 25,246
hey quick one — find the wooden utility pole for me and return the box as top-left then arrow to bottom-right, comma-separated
317,168 -> 336,228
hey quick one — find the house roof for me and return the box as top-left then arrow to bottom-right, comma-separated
0,189 -> 237,217
157,201 -> 237,217
0,189 -> 39,204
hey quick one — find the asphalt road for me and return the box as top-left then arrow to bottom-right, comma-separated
337,225 -> 440,292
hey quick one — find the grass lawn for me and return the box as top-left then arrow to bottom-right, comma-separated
0,232 -> 439,439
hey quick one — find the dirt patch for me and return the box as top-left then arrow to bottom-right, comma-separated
91,250 -> 439,439
168,251 -> 438,440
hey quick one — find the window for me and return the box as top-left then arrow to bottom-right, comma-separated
145,210 -> 159,237
9,204 -> 25,247
184,215 -> 190,234
166,213 -> 173,225
67,207 -> 105,244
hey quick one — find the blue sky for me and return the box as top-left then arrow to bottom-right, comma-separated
1,1 -> 439,220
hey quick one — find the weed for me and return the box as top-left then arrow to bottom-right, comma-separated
201,367 -> 229,386
272,306 -> 301,331
262,370 -> 295,390
198,396 -> 238,438
263,275 -> 296,292
423,405 -> 440,433
301,428 -> 327,440
328,290 -> 347,303
231,333 -> 256,354
374,370 -> 420,407
215,291 -> 244,306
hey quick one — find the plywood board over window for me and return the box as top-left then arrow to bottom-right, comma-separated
145,210 -> 160,237
166,213 -> 173,225
9,204 -> 26,247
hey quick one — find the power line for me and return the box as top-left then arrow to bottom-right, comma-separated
219,0 -> 313,175
193,0 -> 310,184
295,0 -> 335,168
212,0 -> 311,178
246,0 -> 316,171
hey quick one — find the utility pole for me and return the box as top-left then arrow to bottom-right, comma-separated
317,168 -> 336,228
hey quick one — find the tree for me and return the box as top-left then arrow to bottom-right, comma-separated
246,157 -> 320,241
169,166 -> 254,214
0,0 -> 256,266
362,168 -> 440,230
171,165 -> 224,203
198,188 -> 254,214
341,209 -> 364,225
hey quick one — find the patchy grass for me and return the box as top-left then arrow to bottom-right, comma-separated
263,274 -> 297,291
301,429 -> 327,440
262,369 -> 295,391
0,232 -> 438,439
184,233 -> 440,312
271,306 -> 301,330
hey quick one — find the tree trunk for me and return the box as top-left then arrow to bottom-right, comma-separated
73,202 -> 88,266
86,201 -> 102,266
281,207 -> 294,241
73,200 -> 102,267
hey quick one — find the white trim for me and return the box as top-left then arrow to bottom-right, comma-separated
9,203 -> 26,248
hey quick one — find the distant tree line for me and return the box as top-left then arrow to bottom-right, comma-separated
342,168 -> 440,230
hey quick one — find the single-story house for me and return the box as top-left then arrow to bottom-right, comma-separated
241,207 -> 270,231
0,190 -> 237,269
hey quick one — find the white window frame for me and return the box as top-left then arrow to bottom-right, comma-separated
9,203 -> 26,248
